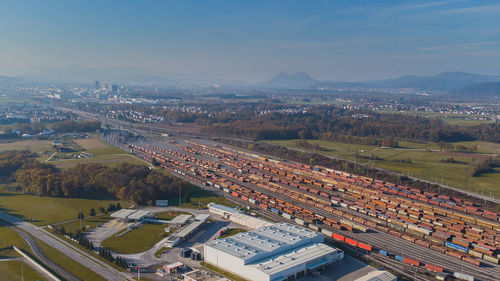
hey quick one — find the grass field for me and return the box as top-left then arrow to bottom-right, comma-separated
34,237 -> 107,281
0,139 -> 53,152
101,224 -> 170,254
55,215 -> 112,234
154,211 -> 191,221
0,223 -> 49,280
51,153 -> 148,169
47,134 -> 148,168
0,184 -> 127,226
169,184 -> 238,208
267,139 -> 500,198
0,260 -> 47,281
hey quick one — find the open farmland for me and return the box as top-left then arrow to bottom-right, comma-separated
267,139 -> 500,199
0,139 -> 53,152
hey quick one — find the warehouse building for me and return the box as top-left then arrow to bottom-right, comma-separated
230,213 -> 273,230
165,214 -> 211,247
208,203 -> 242,218
204,222 -> 343,281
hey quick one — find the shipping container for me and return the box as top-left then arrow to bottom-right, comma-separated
425,263 -> 444,273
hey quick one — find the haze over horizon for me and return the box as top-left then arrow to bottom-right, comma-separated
1,0 -> 500,83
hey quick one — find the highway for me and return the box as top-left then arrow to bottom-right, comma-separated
12,227 -> 80,281
0,212 -> 134,281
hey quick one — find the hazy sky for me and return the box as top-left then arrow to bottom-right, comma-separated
1,0 -> 499,82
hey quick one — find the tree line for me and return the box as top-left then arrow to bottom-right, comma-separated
1,151 -> 191,205
200,108 -> 500,143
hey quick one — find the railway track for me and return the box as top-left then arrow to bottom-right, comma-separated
126,137 -> 499,281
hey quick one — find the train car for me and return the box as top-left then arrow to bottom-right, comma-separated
424,263 -> 444,273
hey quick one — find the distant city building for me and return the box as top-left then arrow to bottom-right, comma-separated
111,84 -> 118,92
95,81 -> 100,89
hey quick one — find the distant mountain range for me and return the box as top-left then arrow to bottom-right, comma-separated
446,82 -> 500,100
257,71 -> 500,92
0,75 -> 24,84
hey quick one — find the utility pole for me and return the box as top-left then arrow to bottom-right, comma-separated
21,261 -> 24,281
179,186 -> 181,206
79,207 -> 82,229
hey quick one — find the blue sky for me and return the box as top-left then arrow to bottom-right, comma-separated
0,0 -> 499,82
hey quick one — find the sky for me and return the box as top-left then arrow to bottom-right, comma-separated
0,0 -> 499,82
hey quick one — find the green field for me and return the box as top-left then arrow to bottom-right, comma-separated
168,184 -> 238,208
47,135 -> 151,169
267,139 -> 500,198
54,215 -> 112,234
0,139 -> 53,153
0,184 -> 127,226
0,223 -> 49,280
101,223 -> 171,254
34,237 -> 106,281
0,260 -> 47,281
154,210 -> 191,221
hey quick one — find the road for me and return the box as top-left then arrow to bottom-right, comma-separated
0,211 -> 134,281
12,227 -> 80,281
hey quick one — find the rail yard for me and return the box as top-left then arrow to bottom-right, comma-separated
121,135 -> 500,281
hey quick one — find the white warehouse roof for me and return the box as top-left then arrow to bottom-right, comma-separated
250,243 -> 337,276
110,209 -> 136,219
205,222 -> 323,263
204,222 -> 342,281
128,210 -> 151,220
168,214 -> 192,225
230,213 -> 274,230
208,203 -> 242,215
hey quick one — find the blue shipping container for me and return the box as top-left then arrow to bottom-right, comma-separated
270,208 -> 280,214
445,242 -> 468,253
379,250 -> 388,256
395,255 -> 404,262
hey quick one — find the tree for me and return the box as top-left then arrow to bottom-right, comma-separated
99,206 -> 106,214
89,208 -> 96,216
78,211 -> 84,220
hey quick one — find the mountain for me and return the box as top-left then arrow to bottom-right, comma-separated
373,72 -> 500,91
0,75 -> 24,84
317,71 -> 500,92
446,82 -> 500,100
258,72 -> 318,88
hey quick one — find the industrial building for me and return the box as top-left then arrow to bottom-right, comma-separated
229,213 -> 273,230
208,203 -> 242,218
204,222 -> 343,281
165,214 -> 211,247
110,209 -> 151,222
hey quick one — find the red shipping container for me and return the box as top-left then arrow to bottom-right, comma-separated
403,257 -> 421,267
332,233 -> 345,241
345,238 -> 358,247
357,242 -> 372,251
425,263 -> 444,272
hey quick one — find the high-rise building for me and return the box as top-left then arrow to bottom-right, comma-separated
95,81 -> 100,89
111,84 -> 118,92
